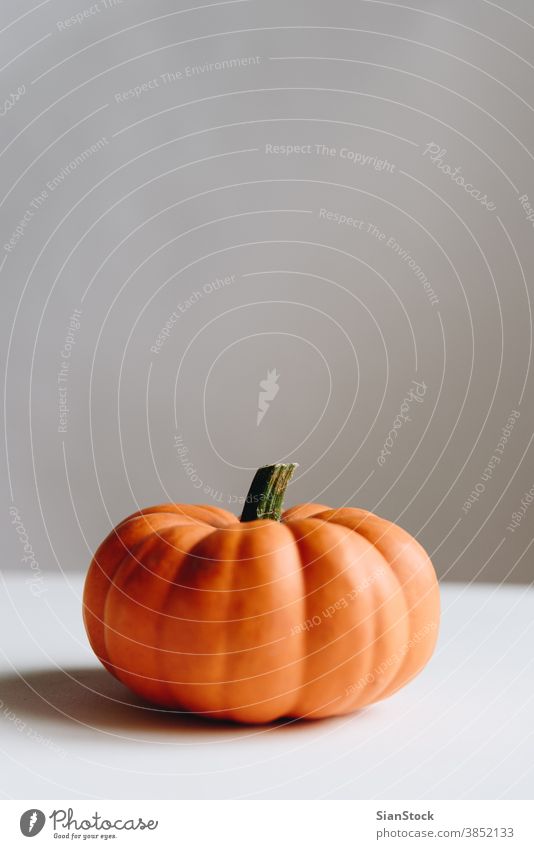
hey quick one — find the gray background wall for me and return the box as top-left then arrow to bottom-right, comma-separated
2,0 -> 533,583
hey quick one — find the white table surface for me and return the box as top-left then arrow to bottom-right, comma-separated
0,574 -> 532,800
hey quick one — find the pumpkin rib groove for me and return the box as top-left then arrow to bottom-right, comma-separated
298,527 -> 407,675
321,538 -> 386,717
111,515 -> 216,566
103,522 -> 217,619
113,524 -> 225,618
327,529 -> 397,715
104,524 -> 215,704
283,519 -> 343,717
220,527 -> 244,719
311,515 -> 432,709
282,520 -> 310,717
282,519 -> 383,717
294,536 -> 308,717
332,552 -> 380,717
283,517 -> 384,609
83,548 -> 134,673
94,513 -> 190,573
341,561 -> 395,714
209,522 -> 304,722
360,534 -> 409,707
287,519 -> 411,650
285,517 -> 417,715
82,515 -> 187,670
85,513 -> 215,635
335,514 -> 439,701
102,532 -> 171,673
155,528 -> 210,707
347,562 -> 410,712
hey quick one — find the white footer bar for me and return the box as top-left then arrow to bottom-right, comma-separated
2,800 -> 532,848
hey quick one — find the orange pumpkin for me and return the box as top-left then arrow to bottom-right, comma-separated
83,464 -> 439,723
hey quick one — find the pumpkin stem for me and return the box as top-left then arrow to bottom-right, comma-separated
240,463 -> 298,522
